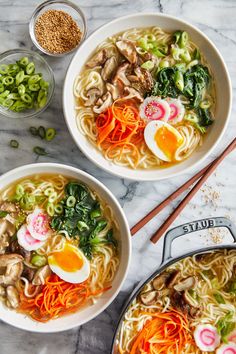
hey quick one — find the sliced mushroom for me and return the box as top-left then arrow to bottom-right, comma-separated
133,67 -> 153,92
8,239 -> 31,263
84,88 -> 102,107
0,285 -> 5,296
174,277 -> 196,292
0,201 -> 18,213
86,49 -> 107,68
32,265 -> 51,286
6,285 -> 19,308
0,256 -> 23,286
170,290 -> 190,315
116,40 -> 137,64
93,92 -> 113,114
106,83 -> 121,100
140,290 -> 159,305
123,87 -> 143,103
166,270 -> 180,288
101,56 -> 118,81
153,272 -> 170,290
22,266 -> 35,282
0,254 -> 23,267
112,62 -> 131,86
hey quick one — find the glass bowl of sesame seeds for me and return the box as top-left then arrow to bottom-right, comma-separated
29,0 -> 87,57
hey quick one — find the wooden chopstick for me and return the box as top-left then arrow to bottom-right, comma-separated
150,137 -> 236,244
130,161 -> 212,235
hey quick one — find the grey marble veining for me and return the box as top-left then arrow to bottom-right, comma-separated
0,0 -> 236,353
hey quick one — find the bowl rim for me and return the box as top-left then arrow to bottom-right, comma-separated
0,162 -> 131,332
63,12 -> 232,181
29,0 -> 87,57
0,48 -> 55,119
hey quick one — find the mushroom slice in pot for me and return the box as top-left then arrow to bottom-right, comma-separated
152,272 -> 170,290
93,92 -> 113,114
101,56 -> 118,81
123,87 -> 143,103
140,290 -> 159,306
32,265 -> 51,286
6,285 -> 20,308
174,276 -> 196,292
116,40 -> 137,64
166,270 -> 180,288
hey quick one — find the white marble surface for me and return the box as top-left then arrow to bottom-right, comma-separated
0,0 -> 236,353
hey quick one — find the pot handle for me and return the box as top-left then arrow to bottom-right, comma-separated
162,217 -> 236,263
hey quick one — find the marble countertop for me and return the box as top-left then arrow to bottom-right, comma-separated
0,0 -> 236,353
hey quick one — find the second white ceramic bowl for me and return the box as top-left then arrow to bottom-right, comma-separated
63,13 -> 232,181
0,163 -> 131,332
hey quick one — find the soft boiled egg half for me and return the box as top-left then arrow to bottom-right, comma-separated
144,120 -> 184,162
48,242 -> 90,284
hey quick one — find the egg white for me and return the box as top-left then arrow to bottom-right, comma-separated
144,120 -> 183,162
48,246 -> 90,284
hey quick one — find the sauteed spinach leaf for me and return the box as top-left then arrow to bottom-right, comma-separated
50,182 -> 117,259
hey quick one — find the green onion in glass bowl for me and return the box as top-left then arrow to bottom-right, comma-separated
0,49 -> 54,118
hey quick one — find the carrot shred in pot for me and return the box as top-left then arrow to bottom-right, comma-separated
18,274 -> 110,322
96,99 -> 146,167
130,310 -> 194,354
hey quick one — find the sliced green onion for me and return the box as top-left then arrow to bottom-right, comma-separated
66,195 -> 76,207
179,31 -> 189,48
19,57 -> 29,67
54,204 -> 64,214
7,93 -> 20,100
193,48 -> 201,60
40,79 -> 49,89
11,100 -> 27,112
26,62 -> 35,75
29,83 -> 40,91
0,83 -> 4,93
33,146 -> 47,156
7,64 -> 19,76
38,126 -> 46,139
28,74 -> 41,85
10,140 -> 19,148
0,90 -> 10,98
46,128 -> 56,141
29,126 -> 38,136
18,84 -> 25,96
31,254 -> 47,267
15,70 -> 24,86
2,98 -> 14,108
0,64 -> 8,74
90,209 -> 101,219
48,192 -> 57,203
159,60 -> 169,69
200,100 -> 211,109
77,220 -> 89,231
174,71 -> 184,91
47,202 -> 55,216
3,76 -> 14,86
16,184 -> 24,195
44,187 -> 55,196
141,60 -> 154,70
173,30 -> 182,44
38,95 -> 47,108
21,93 -> 32,103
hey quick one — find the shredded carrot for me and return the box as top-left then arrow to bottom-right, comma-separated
130,310 -> 194,354
18,274 -> 110,322
96,99 -> 146,167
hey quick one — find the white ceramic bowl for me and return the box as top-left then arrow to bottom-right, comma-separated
0,163 -> 131,332
63,13 -> 232,181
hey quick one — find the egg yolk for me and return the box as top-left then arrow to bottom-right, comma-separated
155,126 -> 183,160
49,244 -> 84,272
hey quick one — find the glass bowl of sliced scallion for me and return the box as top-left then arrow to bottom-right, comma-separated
0,49 -> 54,118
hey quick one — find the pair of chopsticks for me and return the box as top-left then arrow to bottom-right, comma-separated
131,137 -> 236,244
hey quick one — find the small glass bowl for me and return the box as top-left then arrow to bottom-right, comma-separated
29,0 -> 87,57
0,49 -> 55,119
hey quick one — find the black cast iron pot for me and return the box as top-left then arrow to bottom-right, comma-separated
111,217 -> 236,353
